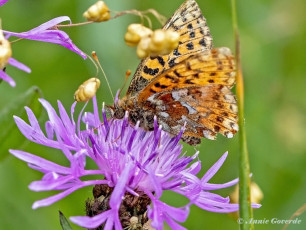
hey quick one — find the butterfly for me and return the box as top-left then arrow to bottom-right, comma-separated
112,0 -> 238,145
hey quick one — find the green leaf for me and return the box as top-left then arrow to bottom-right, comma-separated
0,86 -> 43,161
59,211 -> 73,230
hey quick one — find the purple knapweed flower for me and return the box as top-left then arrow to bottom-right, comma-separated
3,16 -> 86,59
0,0 -> 9,7
10,96 -> 260,229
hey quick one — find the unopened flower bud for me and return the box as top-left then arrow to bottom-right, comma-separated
74,78 -> 100,102
149,29 -> 179,57
231,182 -> 263,204
0,31 -> 12,69
83,1 -> 111,22
165,30 -> 180,49
124,24 -> 152,47
136,36 -> 151,59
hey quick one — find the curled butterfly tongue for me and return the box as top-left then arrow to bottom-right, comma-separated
114,0 -> 238,145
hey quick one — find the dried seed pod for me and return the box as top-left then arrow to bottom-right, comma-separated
74,78 -> 101,102
83,1 -> 111,22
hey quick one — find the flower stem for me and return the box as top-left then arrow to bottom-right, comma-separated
231,0 -> 254,229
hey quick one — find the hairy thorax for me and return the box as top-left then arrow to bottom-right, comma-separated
113,96 -> 155,131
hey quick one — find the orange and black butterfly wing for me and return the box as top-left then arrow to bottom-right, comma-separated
126,0 -> 213,97
139,48 -> 238,145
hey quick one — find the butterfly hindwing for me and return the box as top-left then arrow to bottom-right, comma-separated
144,85 -> 238,145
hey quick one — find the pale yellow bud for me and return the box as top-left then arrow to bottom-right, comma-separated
136,36 -> 151,59
74,78 -> 101,102
165,30 -> 179,49
0,31 -> 12,69
149,30 -> 179,57
151,29 -> 166,46
228,182 -> 263,220
83,1 -> 110,22
230,182 -> 263,206
124,24 -> 152,47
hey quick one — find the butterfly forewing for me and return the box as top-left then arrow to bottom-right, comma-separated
137,47 -> 236,102
126,0 -> 212,97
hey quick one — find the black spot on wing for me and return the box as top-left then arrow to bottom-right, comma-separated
214,125 -> 220,132
143,66 -> 159,76
173,48 -> 181,56
168,58 -> 176,68
150,89 -> 157,93
174,70 -> 182,78
186,42 -> 194,50
184,79 -> 194,84
199,38 -> 206,47
165,74 -> 179,83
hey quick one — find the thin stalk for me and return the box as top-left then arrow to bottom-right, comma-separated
231,0 -> 254,229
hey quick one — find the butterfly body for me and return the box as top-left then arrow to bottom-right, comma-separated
113,0 -> 238,145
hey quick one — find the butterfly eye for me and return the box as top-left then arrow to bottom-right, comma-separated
0,31 -> 12,69
74,78 -> 101,102
83,1 -> 111,22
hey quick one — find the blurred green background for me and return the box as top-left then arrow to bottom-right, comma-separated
0,0 -> 305,229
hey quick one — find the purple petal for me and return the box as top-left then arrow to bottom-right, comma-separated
8,58 -> 31,73
252,203 -> 262,208
92,96 -> 101,127
201,152 -> 228,184
148,170 -> 163,198
13,115 -> 61,148
202,178 -> 239,190
0,0 -> 9,7
58,100 -> 75,136
164,215 -> 187,230
23,16 -> 72,34
70,210 -> 113,228
24,107 -> 44,135
9,150 -> 70,174
4,16 -> 86,59
45,121 -> 54,139
29,175 -> 75,191
32,180 -> 103,209
0,70 -> 15,87
109,163 -> 133,209
162,203 -> 189,222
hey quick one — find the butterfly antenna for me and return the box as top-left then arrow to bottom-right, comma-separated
85,53 -> 99,76
92,51 -> 114,101
118,70 -> 131,97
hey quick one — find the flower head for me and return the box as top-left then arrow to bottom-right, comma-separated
10,96 -> 260,229
3,16 -> 86,59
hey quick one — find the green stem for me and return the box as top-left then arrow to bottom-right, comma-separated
231,0 -> 254,229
